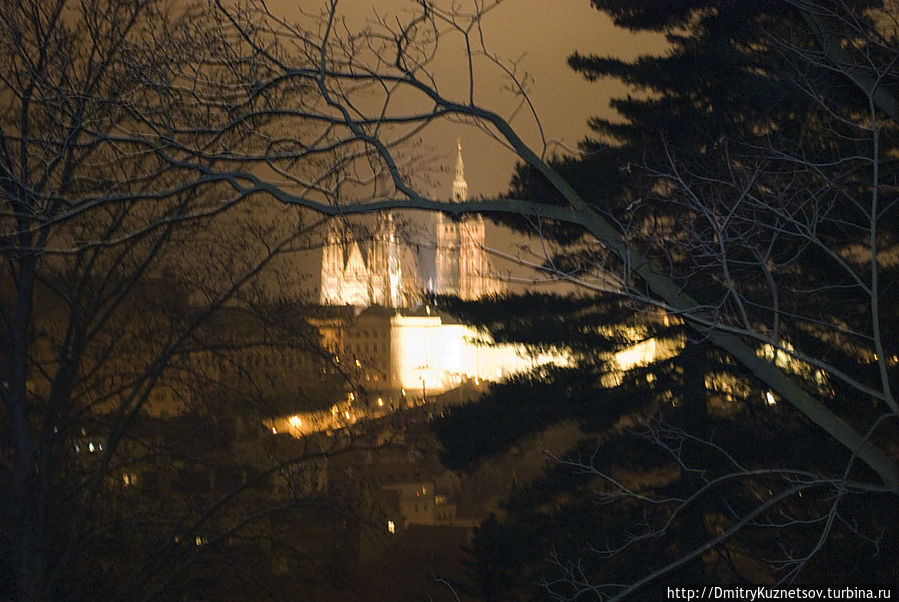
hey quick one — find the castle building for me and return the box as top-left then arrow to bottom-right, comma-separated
320,139 -> 501,307
433,139 -> 501,300
320,212 -> 404,307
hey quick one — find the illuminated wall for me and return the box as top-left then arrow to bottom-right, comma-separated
274,310 -> 682,437
389,313 -> 561,393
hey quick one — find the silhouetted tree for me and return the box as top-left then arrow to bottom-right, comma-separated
429,1 -> 899,595
0,2 -> 379,600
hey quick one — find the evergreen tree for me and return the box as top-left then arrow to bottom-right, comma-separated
436,292 -> 896,598
434,1 -> 899,596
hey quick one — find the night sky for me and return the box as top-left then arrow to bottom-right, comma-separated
267,0 -> 667,197
260,1 -> 667,294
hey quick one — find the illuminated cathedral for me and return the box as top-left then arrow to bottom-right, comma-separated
320,140 -> 501,307
432,139 -> 502,300
320,212 -> 404,307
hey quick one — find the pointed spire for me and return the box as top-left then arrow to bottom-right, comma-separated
452,137 -> 468,202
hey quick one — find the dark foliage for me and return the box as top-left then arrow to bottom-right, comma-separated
432,0 -> 899,596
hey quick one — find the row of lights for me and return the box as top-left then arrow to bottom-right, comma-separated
270,387 -> 413,437
74,442 -> 103,453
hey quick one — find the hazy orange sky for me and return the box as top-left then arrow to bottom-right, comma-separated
256,1 -> 668,293
266,0 -> 667,198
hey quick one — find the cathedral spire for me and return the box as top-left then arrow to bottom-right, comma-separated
452,137 -> 468,202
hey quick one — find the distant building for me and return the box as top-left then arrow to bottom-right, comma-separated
313,304 -> 554,395
319,139 -> 502,307
433,138 -> 502,300
320,212 -> 404,308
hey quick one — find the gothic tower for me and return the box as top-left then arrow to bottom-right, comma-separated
320,223 -> 345,306
320,214 -> 404,307
451,137 -> 468,202
370,212 -> 403,307
384,213 -> 403,308
434,139 -> 499,300
434,140 -> 464,296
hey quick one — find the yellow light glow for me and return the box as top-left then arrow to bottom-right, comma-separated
765,391 -> 777,406
273,313 -> 574,437
387,520 -> 395,534
613,338 -> 659,371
